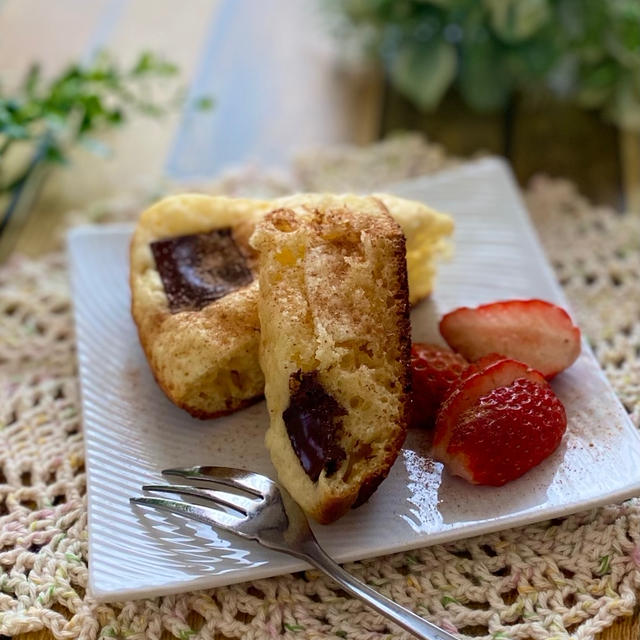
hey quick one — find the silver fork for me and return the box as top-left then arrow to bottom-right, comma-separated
131,466 -> 457,640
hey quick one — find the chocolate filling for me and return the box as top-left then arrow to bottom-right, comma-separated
151,228 -> 253,313
283,370 -> 347,482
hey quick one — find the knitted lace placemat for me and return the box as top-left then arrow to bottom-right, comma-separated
1,135 -> 639,640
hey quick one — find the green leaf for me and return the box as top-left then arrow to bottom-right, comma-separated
22,64 -> 42,97
2,98 -> 21,113
577,61 -> 619,107
44,143 -> 68,165
389,38 -> 457,110
429,0 -> 460,8
106,108 -> 124,125
132,51 -> 178,76
2,123 -> 30,139
484,0 -> 551,43
458,32 -> 512,110
132,51 -> 156,75
506,24 -> 559,78
441,595 -> 460,606
284,623 -> 305,632
606,3 -> 640,69
193,95 -> 215,111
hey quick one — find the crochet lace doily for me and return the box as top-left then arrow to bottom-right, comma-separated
1,135 -> 639,640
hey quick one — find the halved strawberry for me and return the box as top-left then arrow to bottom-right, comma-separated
439,299 -> 581,379
458,353 -> 506,383
433,358 -> 567,486
433,357 -> 547,456
410,343 -> 468,428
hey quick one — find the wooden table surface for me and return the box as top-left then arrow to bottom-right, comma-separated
2,1 -> 639,639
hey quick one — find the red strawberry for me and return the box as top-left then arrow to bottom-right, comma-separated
439,299 -> 581,379
458,353 -> 507,383
410,343 -> 468,428
433,358 -> 567,486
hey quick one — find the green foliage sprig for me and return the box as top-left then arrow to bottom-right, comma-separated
0,51 -> 212,194
330,0 -> 640,130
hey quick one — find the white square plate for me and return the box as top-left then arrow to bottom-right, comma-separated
69,158 -> 640,602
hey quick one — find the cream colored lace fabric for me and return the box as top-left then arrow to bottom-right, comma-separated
1,136 -> 639,640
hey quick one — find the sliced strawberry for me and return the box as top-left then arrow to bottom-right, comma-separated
439,299 -> 581,379
433,358 -> 547,457
432,358 -> 567,486
410,343 -> 468,428
458,353 -> 507,383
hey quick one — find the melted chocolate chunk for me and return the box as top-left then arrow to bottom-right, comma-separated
283,370 -> 347,482
151,228 -> 253,312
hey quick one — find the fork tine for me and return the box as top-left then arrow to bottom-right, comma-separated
130,496 -> 250,539
162,466 -> 275,496
142,484 -> 256,514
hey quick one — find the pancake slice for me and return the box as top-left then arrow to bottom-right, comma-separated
250,195 -> 411,523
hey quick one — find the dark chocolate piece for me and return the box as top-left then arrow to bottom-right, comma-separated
283,370 -> 347,482
151,228 -> 253,312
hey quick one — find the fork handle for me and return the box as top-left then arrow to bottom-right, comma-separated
301,542 -> 458,640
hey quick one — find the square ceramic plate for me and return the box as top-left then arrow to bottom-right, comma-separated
69,157 -> 640,602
